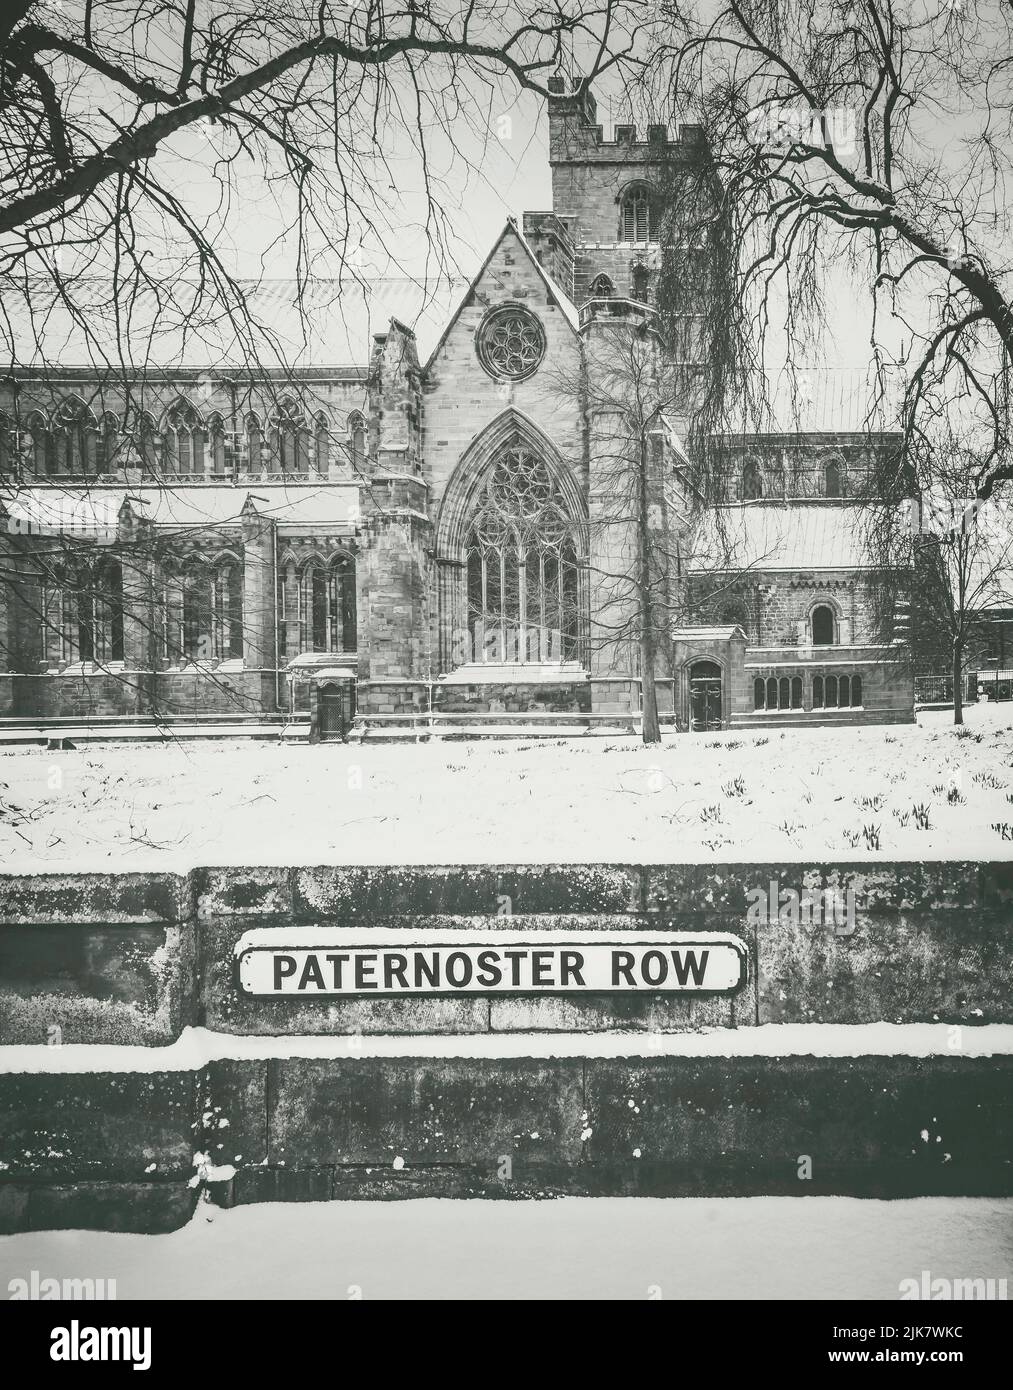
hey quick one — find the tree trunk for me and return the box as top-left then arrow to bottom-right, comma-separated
639,432 -> 661,746
952,640 -> 964,726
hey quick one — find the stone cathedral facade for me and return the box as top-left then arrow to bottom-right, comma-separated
0,79 -> 914,734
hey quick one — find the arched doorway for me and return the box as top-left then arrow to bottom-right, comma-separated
688,660 -> 723,731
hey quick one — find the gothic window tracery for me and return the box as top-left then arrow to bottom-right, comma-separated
163,554 -> 243,662
41,557 -> 124,665
162,400 -> 204,474
270,397 -> 309,473
347,411 -> 366,467
465,442 -> 581,664
476,307 -> 546,381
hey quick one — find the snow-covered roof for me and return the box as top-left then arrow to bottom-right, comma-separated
689,503 -> 875,572
2,483 -> 360,537
1,277 -> 464,372
719,368 -> 905,436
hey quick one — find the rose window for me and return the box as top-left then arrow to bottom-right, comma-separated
476,306 -> 546,381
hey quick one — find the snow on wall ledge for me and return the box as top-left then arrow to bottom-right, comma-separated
1,1049 -> 1010,1232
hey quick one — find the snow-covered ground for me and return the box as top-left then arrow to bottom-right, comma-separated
1,1197 -> 1009,1300
1,704 -> 1011,871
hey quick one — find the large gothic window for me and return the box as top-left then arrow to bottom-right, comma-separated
465,444 -> 581,664
164,555 -> 243,662
40,558 -> 124,665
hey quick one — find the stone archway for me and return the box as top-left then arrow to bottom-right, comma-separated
435,410 -> 587,672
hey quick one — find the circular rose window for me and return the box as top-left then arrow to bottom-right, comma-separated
476,306 -> 546,381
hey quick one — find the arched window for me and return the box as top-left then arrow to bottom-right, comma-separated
826,674 -> 839,707
590,274 -> 615,299
135,412 -> 158,473
791,675 -> 803,708
753,677 -> 766,710
812,604 -> 835,645
620,186 -> 652,242
270,397 -> 308,473
766,676 -> 778,709
42,558 -> 124,664
0,412 -> 14,479
813,675 -> 824,708
778,676 -> 790,709
53,399 -> 97,474
840,675 -> 851,708
27,412 -> 52,475
465,441 -> 581,664
163,400 -> 204,475
207,414 -> 228,476
824,458 -> 843,498
181,559 -> 213,660
852,674 -> 863,707
347,411 -> 366,468
313,413 -> 330,473
742,459 -> 763,500
88,558 -> 124,663
245,413 -> 262,473
96,414 -> 120,474
300,554 -> 356,653
176,555 -> 243,662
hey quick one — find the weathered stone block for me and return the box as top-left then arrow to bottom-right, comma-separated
0,923 -> 193,1044
0,873 -> 184,924
291,864 -> 640,917
266,1058 -> 585,1167
489,991 -> 742,1032
0,1071 -> 194,1181
583,1056 -> 1013,1195
27,1180 -> 196,1233
192,868 -> 293,918
757,910 -> 1013,1024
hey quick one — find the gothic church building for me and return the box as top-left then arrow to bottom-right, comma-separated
0,79 -> 914,734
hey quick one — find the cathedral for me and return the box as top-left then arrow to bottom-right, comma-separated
0,78 -> 914,736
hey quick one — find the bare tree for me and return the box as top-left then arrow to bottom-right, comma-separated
0,1 -> 643,716
645,0 -> 1013,495
865,423 -> 1013,724
563,314 -> 758,743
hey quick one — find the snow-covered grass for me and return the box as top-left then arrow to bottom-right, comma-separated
2,704 -> 1013,871
1,1197 -> 1009,1300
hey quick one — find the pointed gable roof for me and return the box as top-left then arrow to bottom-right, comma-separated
423,218 -> 579,374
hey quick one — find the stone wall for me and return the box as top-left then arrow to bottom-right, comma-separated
3,861 -> 1012,1046
1,862 -> 1011,1229
6,668 -> 280,718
